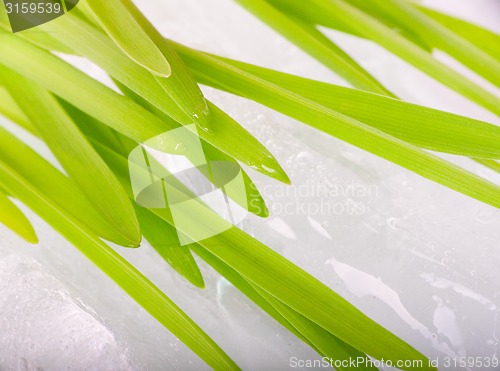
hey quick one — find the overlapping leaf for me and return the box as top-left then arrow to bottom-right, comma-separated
0,129 -> 239,371
267,0 -> 500,118
0,66 -> 141,247
171,42 -> 500,210
234,0 -> 392,95
210,56 -> 500,159
0,186 -> 38,243
0,27 -> 288,184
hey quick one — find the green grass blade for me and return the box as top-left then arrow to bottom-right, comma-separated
250,284 -> 378,371
116,0 -> 213,131
0,126 -> 139,246
285,0 -> 500,117
172,42 -> 500,210
0,188 -> 38,243
152,209 -> 433,370
211,57 -> 500,159
266,0 -> 432,51
234,0 -> 393,96
418,5 -> 500,64
0,29 -> 288,184
29,15 -> 289,184
113,78 -> 270,217
135,205 -> 205,288
82,0 -> 171,78
0,66 -> 141,247
347,0 -> 500,89
0,86 -> 31,129
0,152 -> 239,371
474,159 -> 500,174
95,143 -> 431,369
191,244 -> 377,370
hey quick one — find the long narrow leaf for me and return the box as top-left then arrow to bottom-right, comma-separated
0,86 -> 31,129
418,5 -> 500,64
266,0 -> 432,50
234,0 -> 393,96
82,0 -> 171,78
0,187 -> 38,243
0,127 -> 138,246
113,0 -> 213,131
0,133 -> 239,371
135,205 -> 205,288
209,56 -> 500,159
112,78 -> 270,217
191,244 -> 377,370
172,42 -> 500,210
0,66 -> 141,247
96,136 -> 433,370
271,0 -> 500,117
0,28 -> 289,184
345,0 -> 500,88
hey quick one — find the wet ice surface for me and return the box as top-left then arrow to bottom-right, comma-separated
1,0 -> 500,370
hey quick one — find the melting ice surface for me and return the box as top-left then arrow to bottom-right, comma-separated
1,0 -> 500,370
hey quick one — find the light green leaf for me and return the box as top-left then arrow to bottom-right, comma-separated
266,0 -> 432,50
0,66 -> 141,247
0,86 -> 31,129
191,244 -> 377,370
95,142 -> 432,369
82,0 -> 171,78
135,205 -> 205,288
212,56 -> 500,159
0,126 -> 138,246
273,0 -> 500,117
153,204 -> 433,370
115,0 -> 213,131
418,5 -> 500,64
234,0 -> 393,96
112,78 -> 270,217
172,42 -> 500,210
474,159 -> 500,174
0,23 -> 289,184
250,283 -> 378,371
0,132 -> 239,371
0,188 -> 38,243
344,0 -> 500,89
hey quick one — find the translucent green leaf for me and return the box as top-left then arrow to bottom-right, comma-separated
418,5 -> 500,64
0,132 -> 239,371
115,0 -> 213,131
153,203 -> 433,370
0,126 -> 138,246
266,0 -> 432,51
192,245 -> 377,370
272,0 -> 500,117
96,143 -> 432,370
0,86 -> 31,129
135,205 -> 205,288
0,24 -> 289,184
83,0 -> 171,77
344,0 -> 500,89
212,57 -> 500,159
234,0 -> 393,96
113,78 -> 270,217
474,159 -> 500,174
0,188 -> 38,243
172,42 -> 500,210
0,66 -> 141,247
308,0 -> 500,115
